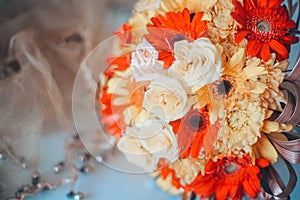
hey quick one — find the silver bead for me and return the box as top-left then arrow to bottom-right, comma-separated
95,156 -> 103,163
79,165 -> 93,174
67,191 -> 84,200
74,192 -> 84,200
67,190 -> 75,198
52,162 -> 65,173
20,157 -> 28,169
0,150 -> 6,160
32,171 -> 40,186
78,153 -> 90,162
21,162 -> 28,169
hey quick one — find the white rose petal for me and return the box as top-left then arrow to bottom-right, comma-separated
117,119 -> 179,171
117,136 -> 158,171
168,38 -> 222,88
133,0 -> 161,12
131,38 -> 164,82
143,75 -> 191,122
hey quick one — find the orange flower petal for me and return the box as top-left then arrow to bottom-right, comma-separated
216,186 -> 229,200
267,0 -> 284,8
190,134 -> 203,158
256,158 -> 270,168
242,180 -> 259,198
203,123 -> 218,155
269,39 -> 289,58
235,30 -> 251,43
283,35 -> 299,44
232,0 -> 245,18
260,42 -> 271,61
231,12 -> 246,27
257,0 -> 268,7
247,39 -> 262,57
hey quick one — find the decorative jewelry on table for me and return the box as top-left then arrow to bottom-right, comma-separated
1,133 -> 113,200
98,0 -> 300,199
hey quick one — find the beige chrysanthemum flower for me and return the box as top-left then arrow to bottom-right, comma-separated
256,54 -> 288,111
169,158 -> 206,186
207,0 -> 237,41
155,175 -> 182,195
216,94 -> 266,157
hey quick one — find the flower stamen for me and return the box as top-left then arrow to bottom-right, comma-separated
212,77 -> 234,99
224,163 -> 239,174
256,20 -> 271,33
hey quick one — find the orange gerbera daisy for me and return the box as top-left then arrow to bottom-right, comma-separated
145,8 -> 207,67
114,23 -> 132,48
100,54 -> 132,136
105,55 -> 131,79
170,108 -> 209,159
231,0 -> 298,61
190,155 -> 269,200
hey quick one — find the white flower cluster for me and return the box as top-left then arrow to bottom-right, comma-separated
117,37 -> 222,170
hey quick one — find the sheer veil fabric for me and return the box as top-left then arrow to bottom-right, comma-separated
0,0 -> 133,198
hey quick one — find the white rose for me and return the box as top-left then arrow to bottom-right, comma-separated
131,38 -> 164,82
168,38 -> 222,88
133,0 -> 161,12
143,75 -> 191,122
117,120 -> 178,171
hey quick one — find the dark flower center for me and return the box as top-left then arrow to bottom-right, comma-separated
214,79 -> 234,99
256,20 -> 271,32
190,13 -> 196,21
185,112 -> 206,132
224,163 -> 239,174
172,34 -> 186,44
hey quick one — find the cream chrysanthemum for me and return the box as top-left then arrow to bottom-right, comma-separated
256,53 -> 288,111
156,175 -> 182,195
216,94 -> 266,157
169,158 -> 206,186
207,0 -> 237,41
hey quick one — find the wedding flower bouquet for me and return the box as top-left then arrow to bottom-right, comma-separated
98,0 -> 300,199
